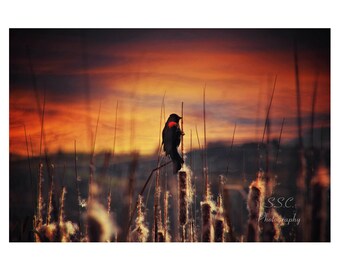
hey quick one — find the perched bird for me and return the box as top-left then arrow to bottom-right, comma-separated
162,113 -> 184,174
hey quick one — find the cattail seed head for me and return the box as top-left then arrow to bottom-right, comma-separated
201,201 -> 212,242
214,194 -> 225,242
246,172 -> 265,242
179,171 -> 188,226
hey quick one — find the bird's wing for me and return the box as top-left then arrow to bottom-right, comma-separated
174,126 -> 181,147
162,124 -> 174,154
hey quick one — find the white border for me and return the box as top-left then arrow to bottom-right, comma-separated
2,1 -> 339,269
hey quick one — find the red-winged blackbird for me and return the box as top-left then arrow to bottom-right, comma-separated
162,113 -> 184,174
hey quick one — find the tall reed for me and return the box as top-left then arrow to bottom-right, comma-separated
74,140 -> 82,238
36,162 -> 43,229
57,186 -> 67,242
46,164 -> 55,226
24,125 -> 35,218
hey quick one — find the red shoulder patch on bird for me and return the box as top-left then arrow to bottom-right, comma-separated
168,121 -> 177,128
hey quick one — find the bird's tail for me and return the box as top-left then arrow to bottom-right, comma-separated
170,150 -> 184,174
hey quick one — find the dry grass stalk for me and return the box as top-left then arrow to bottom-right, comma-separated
33,162 -> 44,242
24,125 -> 35,217
106,101 -> 118,226
57,186 -> 67,241
46,164 -> 55,226
36,162 -> 44,229
203,85 -> 209,199
107,189 -> 112,216
35,186 -> 73,242
294,42 -> 303,148
246,171 -> 265,242
74,140 -> 82,237
226,123 -> 237,178
153,95 -> 166,242
131,195 -> 149,242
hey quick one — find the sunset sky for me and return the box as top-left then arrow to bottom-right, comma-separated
9,29 -> 330,156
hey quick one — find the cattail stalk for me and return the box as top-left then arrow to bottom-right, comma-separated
246,172 -> 265,242
223,187 -> 234,241
179,171 -> 188,241
201,201 -> 212,242
214,195 -> 225,242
